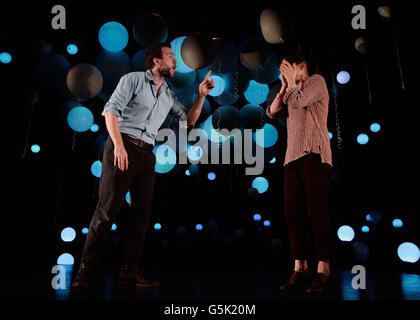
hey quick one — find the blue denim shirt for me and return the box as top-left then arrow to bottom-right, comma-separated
102,70 -> 188,145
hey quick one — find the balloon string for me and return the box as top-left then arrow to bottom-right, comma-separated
72,132 -> 77,151
365,63 -> 372,104
390,19 -> 405,90
21,117 -> 32,158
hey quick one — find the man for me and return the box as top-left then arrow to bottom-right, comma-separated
72,42 -> 215,290
266,50 -> 333,294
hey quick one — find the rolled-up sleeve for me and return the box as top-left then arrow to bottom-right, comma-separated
102,74 -> 135,117
283,74 -> 326,109
169,96 -> 188,122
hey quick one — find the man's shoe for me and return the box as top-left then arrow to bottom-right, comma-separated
71,264 -> 93,290
280,269 -> 311,292
306,272 -> 331,294
118,265 -> 160,288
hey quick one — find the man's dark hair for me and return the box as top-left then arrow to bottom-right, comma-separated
145,42 -> 172,70
283,48 -> 318,76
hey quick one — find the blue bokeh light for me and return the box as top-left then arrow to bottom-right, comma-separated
398,242 -> 420,263
269,157 -> 276,164
90,124 -> 99,132
370,123 -> 381,133
207,172 -> 216,180
57,253 -> 74,265
253,123 -> 278,148
393,219 -> 403,228
154,223 -> 161,230
125,191 -> 131,205
61,227 -> 76,242
91,160 -> 102,178
111,223 -> 117,231
196,224 -> 203,231
244,80 -> 269,105
263,220 -> 271,227
185,170 -> 191,176
67,44 -> 78,55
337,225 -> 355,242
357,133 -> 369,145
31,144 -> 40,153
208,75 -> 225,97
82,228 -> 89,235
252,177 -> 269,194
0,52 -> 12,64
187,144 -> 204,162
329,132 -> 333,139
253,214 -> 261,221
98,21 -> 129,52
336,71 -> 350,84
67,106 -> 94,132
361,226 -> 370,233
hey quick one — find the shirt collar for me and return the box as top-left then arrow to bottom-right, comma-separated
145,69 -> 169,91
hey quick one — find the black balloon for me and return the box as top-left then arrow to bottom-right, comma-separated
132,13 -> 168,47
37,54 -> 70,88
239,36 -> 270,70
181,33 -> 216,70
212,106 -> 240,134
66,63 -> 103,101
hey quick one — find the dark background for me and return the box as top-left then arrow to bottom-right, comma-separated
1,0 -> 416,298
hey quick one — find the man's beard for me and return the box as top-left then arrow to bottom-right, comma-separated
158,66 -> 173,78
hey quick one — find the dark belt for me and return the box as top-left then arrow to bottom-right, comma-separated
121,133 -> 153,151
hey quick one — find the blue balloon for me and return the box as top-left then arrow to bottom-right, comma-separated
67,106 -> 94,132
353,241 -> 370,262
337,225 -> 355,242
91,160 -> 102,178
398,242 -> 420,263
153,144 -> 177,174
67,44 -> 78,55
171,36 -> 194,73
337,71 -> 350,84
357,133 -> 369,145
208,75 -> 225,97
0,52 -> 12,64
253,123 -> 278,148
244,80 -> 269,105
131,49 -> 147,72
252,176 -> 269,193
98,21 -> 129,52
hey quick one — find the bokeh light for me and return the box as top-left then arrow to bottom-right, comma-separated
253,214 -> 261,221
362,226 -> 370,233
263,220 -> 271,227
82,228 -> 89,235
31,144 -> 40,153
252,177 -> 269,194
393,219 -> 403,228
337,225 -> 355,242
60,227 -> 76,242
57,253 -> 74,265
336,71 -> 350,84
253,123 -> 278,148
196,224 -> 203,231
170,36 -> 194,73
208,75 -> 225,97
90,124 -> 99,132
91,160 -> 102,178
357,133 -> 369,145
398,242 -> 420,263
67,44 -> 78,55
207,172 -> 216,180
153,144 -> 177,174
370,123 -> 381,133
154,223 -> 162,230
0,52 -> 12,64
111,223 -> 117,231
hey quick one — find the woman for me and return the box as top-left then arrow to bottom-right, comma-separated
266,49 -> 334,294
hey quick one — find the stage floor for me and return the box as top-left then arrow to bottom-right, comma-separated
39,266 -> 420,301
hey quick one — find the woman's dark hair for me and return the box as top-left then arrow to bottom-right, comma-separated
283,48 -> 318,76
145,42 -> 172,70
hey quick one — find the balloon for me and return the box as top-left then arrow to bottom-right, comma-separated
171,36 -> 194,73
239,104 -> 267,130
181,33 -> 215,69
212,106 -> 240,134
353,241 -> 370,262
131,49 -> 147,71
355,37 -> 367,54
377,5 -> 391,18
213,90 -> 241,106
37,54 -> 71,88
95,50 -> 130,86
38,40 -> 52,57
250,48 -> 280,84
209,37 -> 238,74
24,89 -> 39,105
239,36 -> 270,70
133,13 -> 168,47
259,8 -> 284,44
67,106 -> 94,132
66,63 -> 103,101
98,21 -> 129,52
